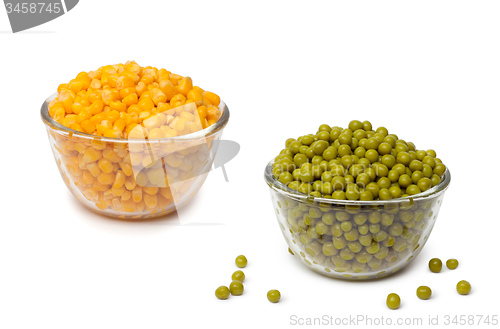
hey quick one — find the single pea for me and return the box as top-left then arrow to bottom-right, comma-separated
456,280 -> 471,295
446,259 -> 459,270
337,144 -> 352,157
317,131 -> 330,141
232,270 -> 245,282
406,184 -> 421,195
386,293 -> 401,310
417,177 -> 432,191
267,289 -> 281,303
235,255 -> 248,268
362,120 -> 372,131
360,149 -> 376,163
279,172 -> 293,185
215,286 -> 230,300
318,124 -> 332,132
416,286 -> 432,300
229,281 -> 244,296
428,258 -> 442,273
360,190 -> 374,201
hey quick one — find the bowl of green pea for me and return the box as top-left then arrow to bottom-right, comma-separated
264,120 -> 450,280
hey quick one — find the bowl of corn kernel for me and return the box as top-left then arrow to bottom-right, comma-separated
41,61 -> 229,219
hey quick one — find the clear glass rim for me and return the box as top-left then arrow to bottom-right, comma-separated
264,159 -> 451,206
40,92 -> 230,143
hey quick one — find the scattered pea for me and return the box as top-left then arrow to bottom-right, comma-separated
416,286 -> 432,300
456,280 -> 471,295
229,281 -> 244,296
232,270 -> 245,282
235,255 -> 248,268
267,290 -> 281,303
446,259 -> 459,270
215,286 -> 230,300
428,258 -> 442,273
386,293 -> 401,310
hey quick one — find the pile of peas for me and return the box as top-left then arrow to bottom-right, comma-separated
272,120 -> 446,200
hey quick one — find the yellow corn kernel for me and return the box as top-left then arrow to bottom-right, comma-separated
163,126 -> 178,138
147,128 -> 164,139
170,94 -> 186,108
135,81 -> 148,97
159,80 -> 177,101
97,172 -> 115,185
83,187 -> 99,201
177,78 -> 193,95
197,105 -> 207,119
122,93 -> 138,107
74,143 -> 87,154
143,186 -> 159,195
111,185 -> 125,197
180,111 -> 196,122
119,87 -> 136,99
121,190 -> 132,201
169,73 -> 183,85
113,170 -> 126,188
127,126 -> 146,141
81,120 -> 96,134
83,147 -> 102,163
93,182 -> 110,192
138,97 -> 154,112
125,177 -> 137,190
120,198 -> 135,212
82,170 -> 94,185
207,119 -> 217,126
203,91 -> 220,107
101,90 -> 117,105
132,187 -> 143,202
71,102 -> 83,115
89,99 -> 104,115
87,162 -> 101,177
206,106 -> 221,121
159,187 -> 173,199
143,115 -> 161,131
97,158 -> 114,173
172,117 -> 187,132
129,153 -> 142,166
116,76 -> 134,90
113,118 -> 126,132
103,189 -> 114,200
140,74 -> 154,85
66,156 -> 82,177
102,149 -> 122,163
102,129 -> 122,139
125,62 -> 142,75
187,89 -> 203,106
110,101 -> 127,112
143,193 -> 158,209
119,161 -> 134,176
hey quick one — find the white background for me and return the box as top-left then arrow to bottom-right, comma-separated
1,1 -> 499,328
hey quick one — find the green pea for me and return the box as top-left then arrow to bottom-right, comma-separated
365,149 -> 379,163
317,131 -> 330,141
229,281 -> 244,296
378,142 -> 392,155
381,154 -> 396,169
348,120 -> 363,131
332,190 -> 346,200
359,191 -> 374,201
417,177 -> 432,191
365,182 -> 380,198
398,174 -> 412,188
288,248 -> 294,255
215,286 -> 230,300
318,124 -> 332,133
362,120 -> 372,131
409,160 -> 423,172
428,258 -> 442,273
353,129 -> 367,140
456,280 -> 471,295
406,184 -> 421,195
434,163 -> 446,176
446,259 -> 459,270
389,185 -> 402,198
279,172 -> 293,185
235,255 -> 248,268
411,170 -> 424,184
386,293 -> 401,310
267,290 -> 281,303
337,144 -> 352,157
397,152 -> 411,166
431,174 -> 441,186
377,177 -> 391,189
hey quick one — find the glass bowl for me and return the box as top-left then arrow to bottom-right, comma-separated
264,160 -> 450,280
41,93 -> 229,219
